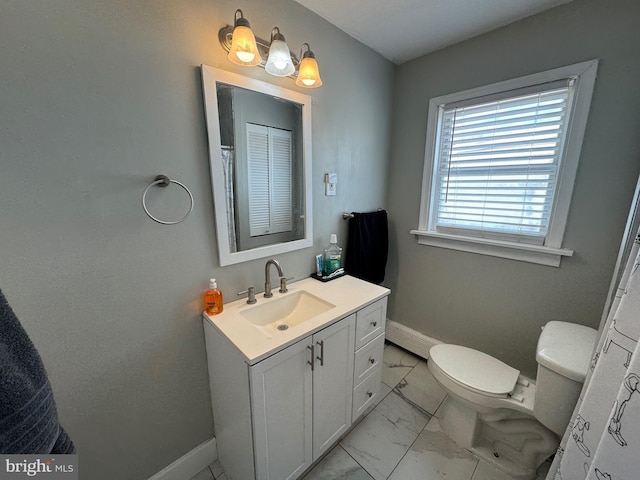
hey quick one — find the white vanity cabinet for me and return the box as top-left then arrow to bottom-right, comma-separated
250,315 -> 355,480
352,298 -> 386,420
203,276 -> 389,480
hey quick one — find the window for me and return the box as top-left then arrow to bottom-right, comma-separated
412,60 -> 598,267
246,123 -> 293,236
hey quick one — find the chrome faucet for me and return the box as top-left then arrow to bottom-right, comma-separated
264,259 -> 285,298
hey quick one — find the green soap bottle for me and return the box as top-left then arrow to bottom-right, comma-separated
323,234 -> 342,275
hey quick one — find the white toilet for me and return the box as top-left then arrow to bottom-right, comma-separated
427,321 -> 597,479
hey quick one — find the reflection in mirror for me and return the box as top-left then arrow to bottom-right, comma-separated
201,65 -> 313,266
217,83 -> 304,252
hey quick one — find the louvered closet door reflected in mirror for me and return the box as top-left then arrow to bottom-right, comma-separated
246,123 -> 293,237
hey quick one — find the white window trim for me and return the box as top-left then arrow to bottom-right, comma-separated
412,59 -> 599,267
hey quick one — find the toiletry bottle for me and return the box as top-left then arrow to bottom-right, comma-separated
315,254 -> 323,276
204,278 -> 223,315
323,234 -> 342,275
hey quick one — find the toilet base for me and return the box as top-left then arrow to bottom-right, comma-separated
439,395 -> 559,480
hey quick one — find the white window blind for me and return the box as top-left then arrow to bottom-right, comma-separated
246,123 -> 293,237
431,81 -> 574,245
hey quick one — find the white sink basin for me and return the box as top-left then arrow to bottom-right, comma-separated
204,276 -> 391,365
240,290 -> 336,335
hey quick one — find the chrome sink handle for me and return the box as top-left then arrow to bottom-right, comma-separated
279,276 -> 293,294
238,287 -> 257,304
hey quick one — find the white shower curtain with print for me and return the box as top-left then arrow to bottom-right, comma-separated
548,234 -> 640,480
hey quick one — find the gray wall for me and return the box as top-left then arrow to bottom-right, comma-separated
386,0 -> 640,378
0,1 -> 393,479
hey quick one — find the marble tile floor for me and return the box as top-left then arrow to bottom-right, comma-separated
190,342 -> 552,480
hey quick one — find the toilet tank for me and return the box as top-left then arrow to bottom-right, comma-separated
533,321 -> 597,436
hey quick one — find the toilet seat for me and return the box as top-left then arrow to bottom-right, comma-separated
429,344 -> 520,397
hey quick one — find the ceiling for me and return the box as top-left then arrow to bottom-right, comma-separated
293,0 -> 573,65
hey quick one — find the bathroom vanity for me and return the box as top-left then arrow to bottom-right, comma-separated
203,275 -> 389,480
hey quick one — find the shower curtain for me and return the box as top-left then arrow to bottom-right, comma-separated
222,147 -> 237,253
548,233 -> 640,479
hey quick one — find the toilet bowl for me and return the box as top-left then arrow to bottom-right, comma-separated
428,321 -> 597,479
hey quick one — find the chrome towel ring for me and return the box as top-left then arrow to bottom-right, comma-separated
142,175 -> 194,225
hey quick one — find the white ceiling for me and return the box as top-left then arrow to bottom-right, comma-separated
293,0 -> 573,64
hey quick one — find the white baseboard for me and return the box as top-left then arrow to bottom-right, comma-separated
148,437 -> 217,480
385,320 -> 442,359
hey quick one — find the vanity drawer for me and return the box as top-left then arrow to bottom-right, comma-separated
352,367 -> 383,420
353,333 -> 385,387
355,297 -> 387,350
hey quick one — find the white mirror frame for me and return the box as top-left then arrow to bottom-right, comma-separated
201,65 -> 313,266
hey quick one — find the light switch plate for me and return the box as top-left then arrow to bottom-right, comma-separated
325,172 -> 337,196
325,183 -> 336,196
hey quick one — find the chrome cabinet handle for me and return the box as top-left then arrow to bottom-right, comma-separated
316,340 -> 324,366
307,344 -> 315,371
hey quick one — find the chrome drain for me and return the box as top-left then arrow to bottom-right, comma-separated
277,324 -> 289,331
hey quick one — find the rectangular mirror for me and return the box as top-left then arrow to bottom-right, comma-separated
201,65 -> 313,266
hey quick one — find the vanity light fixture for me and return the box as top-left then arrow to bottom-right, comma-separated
265,27 -> 295,77
295,43 -> 322,88
227,9 -> 261,66
218,10 -> 322,88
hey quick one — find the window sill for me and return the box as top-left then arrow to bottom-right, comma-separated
410,230 -> 573,267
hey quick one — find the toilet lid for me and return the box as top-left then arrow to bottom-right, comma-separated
430,344 -> 520,396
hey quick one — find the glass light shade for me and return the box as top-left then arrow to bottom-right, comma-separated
265,39 -> 295,76
228,25 -> 261,66
295,56 -> 322,88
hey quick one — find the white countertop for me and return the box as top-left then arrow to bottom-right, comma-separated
203,275 -> 390,365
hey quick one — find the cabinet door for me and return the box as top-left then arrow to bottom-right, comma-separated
250,337 -> 313,480
312,314 -> 356,459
